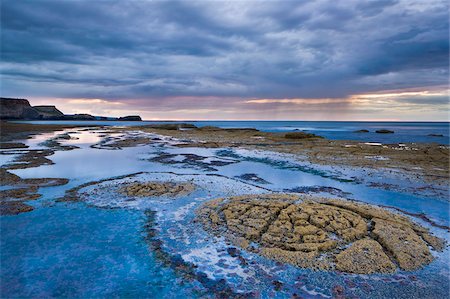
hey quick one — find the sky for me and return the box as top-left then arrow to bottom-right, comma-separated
1,0 -> 449,121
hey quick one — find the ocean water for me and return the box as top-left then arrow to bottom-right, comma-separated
1,127 -> 449,298
14,120 -> 449,144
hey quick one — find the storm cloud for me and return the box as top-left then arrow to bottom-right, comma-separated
1,0 -> 448,119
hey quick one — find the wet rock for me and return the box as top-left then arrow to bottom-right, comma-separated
197,195 -> 444,274
134,122 -> 449,200
144,123 -> 197,130
149,152 -> 236,171
197,126 -> 223,131
284,132 -> 323,139
175,141 -> 223,148
372,218 -> 433,271
272,280 -> 283,291
104,136 -> 152,148
0,142 -> 28,149
2,149 -> 55,170
235,173 -> 271,184
0,187 -> 41,201
0,168 -> 21,185
354,129 -> 369,133
419,232 -> 447,251
39,137 -> 79,151
0,200 -> 34,215
321,199 -> 424,232
375,129 -> 394,134
285,186 -> 351,197
260,247 -> 328,270
332,285 -> 345,299
0,168 -> 68,214
335,239 -> 396,274
119,181 -> 195,197
1,168 -> 68,188
227,247 -> 240,257
58,172 -> 145,202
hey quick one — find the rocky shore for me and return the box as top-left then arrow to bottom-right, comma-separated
0,97 -> 141,121
1,121 -> 449,298
127,124 -> 449,199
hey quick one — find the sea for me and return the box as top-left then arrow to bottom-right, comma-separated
14,120 -> 450,144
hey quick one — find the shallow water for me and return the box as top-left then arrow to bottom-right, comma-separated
14,120 -> 450,144
1,128 -> 449,298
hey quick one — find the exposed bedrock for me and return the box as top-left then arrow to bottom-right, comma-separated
196,194 -> 446,274
119,181 -> 195,197
0,168 -> 69,215
284,132 -> 323,139
375,129 -> 394,134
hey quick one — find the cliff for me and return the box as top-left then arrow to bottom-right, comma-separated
0,98 -> 39,119
0,97 -> 142,121
118,115 -> 142,121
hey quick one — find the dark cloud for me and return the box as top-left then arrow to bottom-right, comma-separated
394,95 -> 449,105
1,0 -> 448,104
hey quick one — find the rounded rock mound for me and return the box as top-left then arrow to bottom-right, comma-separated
120,181 -> 195,197
196,194 -> 446,274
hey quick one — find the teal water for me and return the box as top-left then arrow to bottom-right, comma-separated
0,204 -> 200,298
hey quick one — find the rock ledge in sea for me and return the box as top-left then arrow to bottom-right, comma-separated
375,129 -> 394,134
284,132 -> 323,139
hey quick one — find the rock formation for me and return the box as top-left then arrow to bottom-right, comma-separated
0,97 -> 142,121
196,194 -> 446,274
376,129 -> 394,134
284,132 -> 322,139
119,181 -> 195,197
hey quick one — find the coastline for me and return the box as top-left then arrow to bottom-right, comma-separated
127,124 -> 450,200
1,121 -> 448,200
1,121 -> 449,298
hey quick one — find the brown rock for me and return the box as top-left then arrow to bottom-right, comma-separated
120,181 -> 195,197
197,195 -> 444,274
284,132 -> 322,139
0,201 -> 34,215
335,239 -> 396,274
372,218 -> 433,271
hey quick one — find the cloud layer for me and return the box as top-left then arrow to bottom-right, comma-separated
1,0 -> 448,120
